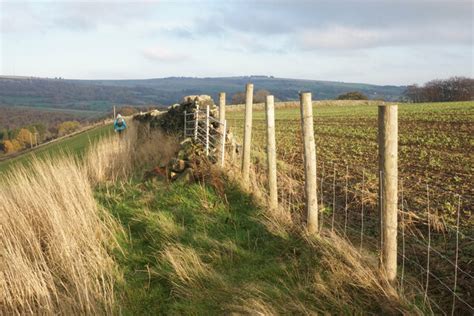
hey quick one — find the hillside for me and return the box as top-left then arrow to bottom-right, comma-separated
0,105 -> 102,130
0,76 -> 405,111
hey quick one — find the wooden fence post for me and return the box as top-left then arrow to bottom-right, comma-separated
265,95 -> 278,210
378,104 -> 398,282
221,120 -> 227,167
219,92 -> 226,124
205,104 -> 210,156
241,83 -> 254,184
219,92 -> 226,163
300,92 -> 318,233
194,103 -> 199,141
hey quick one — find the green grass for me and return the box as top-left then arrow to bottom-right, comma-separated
0,124 -> 113,173
96,177 -> 418,315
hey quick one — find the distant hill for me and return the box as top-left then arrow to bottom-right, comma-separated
0,76 -> 405,111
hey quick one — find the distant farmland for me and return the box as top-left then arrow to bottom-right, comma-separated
0,124 -> 112,173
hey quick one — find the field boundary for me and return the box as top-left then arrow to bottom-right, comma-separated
200,88 -> 473,314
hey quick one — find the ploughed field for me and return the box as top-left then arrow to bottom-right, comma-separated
227,101 -> 473,228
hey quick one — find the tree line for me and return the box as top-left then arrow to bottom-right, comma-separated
0,121 -> 82,154
404,77 -> 473,103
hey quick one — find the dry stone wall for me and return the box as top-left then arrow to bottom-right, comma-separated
134,95 -> 238,184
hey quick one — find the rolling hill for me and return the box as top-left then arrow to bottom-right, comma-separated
0,76 -> 405,111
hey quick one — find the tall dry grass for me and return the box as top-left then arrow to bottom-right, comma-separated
86,119 -> 179,184
0,121 -> 149,314
86,119 -> 137,184
0,117 -> 181,315
0,157 -> 119,315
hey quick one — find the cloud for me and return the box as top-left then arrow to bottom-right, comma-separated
298,25 -> 473,50
159,0 -> 473,51
299,26 -> 382,50
0,1 -> 159,33
3,0 -> 471,51
142,47 -> 190,62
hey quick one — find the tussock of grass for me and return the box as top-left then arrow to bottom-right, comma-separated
160,244 -> 222,298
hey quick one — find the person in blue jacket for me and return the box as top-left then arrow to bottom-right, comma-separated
114,114 -> 127,136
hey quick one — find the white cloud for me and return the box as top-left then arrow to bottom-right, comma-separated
299,26 -> 382,50
142,47 -> 190,62
298,25 -> 473,50
0,1 -> 159,33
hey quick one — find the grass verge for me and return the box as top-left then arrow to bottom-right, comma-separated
97,175 -> 423,314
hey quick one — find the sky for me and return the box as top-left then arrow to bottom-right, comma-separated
0,0 -> 473,85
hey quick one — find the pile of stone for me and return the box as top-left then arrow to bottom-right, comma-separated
134,95 -> 218,134
144,137 -> 210,184
138,94 -> 239,184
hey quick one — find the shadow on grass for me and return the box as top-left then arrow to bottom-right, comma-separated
96,177 -> 417,315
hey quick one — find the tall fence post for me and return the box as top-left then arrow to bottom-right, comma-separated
221,120 -> 227,167
265,95 -> 278,210
194,103 -> 199,141
300,92 -> 318,233
241,83 -> 254,185
378,104 -> 398,283
205,104 -> 210,156
184,110 -> 187,137
219,92 -> 226,124
219,92 -> 226,163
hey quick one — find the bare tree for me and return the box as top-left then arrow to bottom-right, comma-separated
404,77 -> 473,102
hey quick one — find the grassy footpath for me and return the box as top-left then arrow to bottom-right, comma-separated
96,176 -> 420,315
0,124 -> 112,173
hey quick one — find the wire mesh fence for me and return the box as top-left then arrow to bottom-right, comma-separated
225,105 -> 473,315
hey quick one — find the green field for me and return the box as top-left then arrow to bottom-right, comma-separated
0,124 -> 113,173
